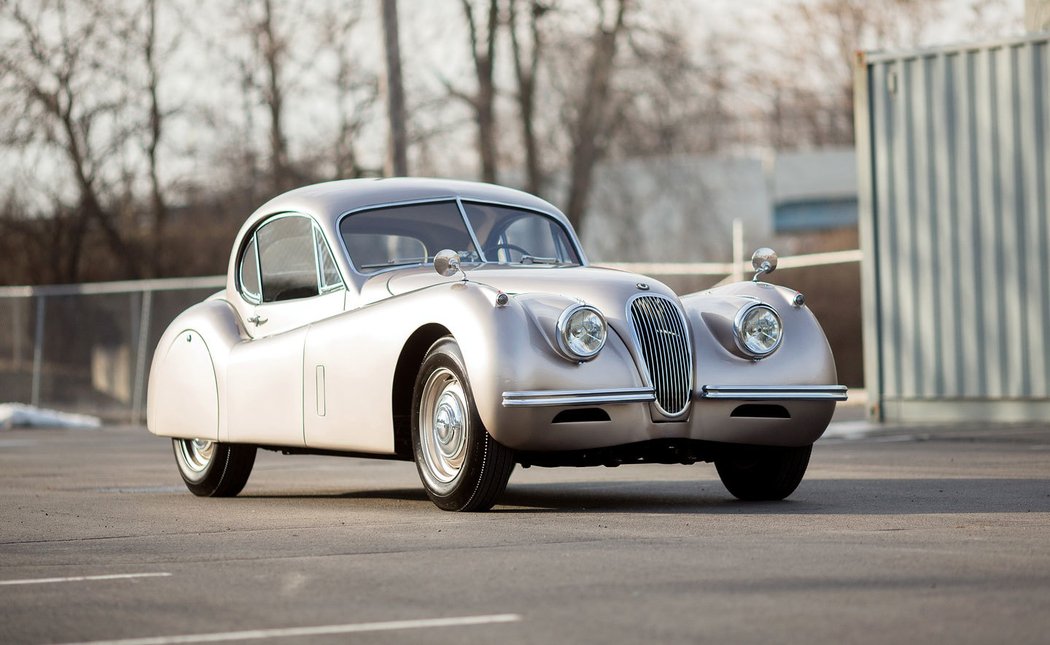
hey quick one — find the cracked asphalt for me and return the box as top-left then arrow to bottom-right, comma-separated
1,422 -> 1049,644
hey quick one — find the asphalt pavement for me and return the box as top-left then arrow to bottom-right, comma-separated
2,420 -> 1049,645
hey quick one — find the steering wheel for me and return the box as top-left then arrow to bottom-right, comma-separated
483,242 -> 530,261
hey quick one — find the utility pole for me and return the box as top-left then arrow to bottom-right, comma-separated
380,0 -> 408,176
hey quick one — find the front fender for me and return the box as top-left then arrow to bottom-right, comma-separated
681,281 -> 838,388
681,281 -> 840,446
451,287 -> 646,447
300,280 -> 641,453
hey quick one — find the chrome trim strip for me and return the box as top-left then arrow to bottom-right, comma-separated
699,385 -> 848,401
454,197 -> 489,263
457,198 -> 587,266
239,211 -> 348,305
502,387 -> 656,408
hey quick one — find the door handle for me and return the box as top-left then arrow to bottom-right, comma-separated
248,315 -> 268,326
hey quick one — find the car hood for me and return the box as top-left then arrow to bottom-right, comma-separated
360,264 -> 680,317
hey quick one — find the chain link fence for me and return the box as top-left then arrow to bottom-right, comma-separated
0,277 -> 223,423
0,249 -> 862,424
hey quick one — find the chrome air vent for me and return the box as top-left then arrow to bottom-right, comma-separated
627,295 -> 692,417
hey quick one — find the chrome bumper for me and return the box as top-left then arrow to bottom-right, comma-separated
502,384 -> 846,408
502,387 -> 656,408
699,385 -> 848,401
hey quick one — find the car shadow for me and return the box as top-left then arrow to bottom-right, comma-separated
244,478 -> 1050,515
493,478 -> 1050,514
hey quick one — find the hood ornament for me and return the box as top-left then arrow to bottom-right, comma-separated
636,282 -> 650,291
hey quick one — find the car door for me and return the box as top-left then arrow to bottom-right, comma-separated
227,214 -> 346,447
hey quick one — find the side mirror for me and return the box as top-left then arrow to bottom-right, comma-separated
434,249 -> 461,277
751,247 -> 777,282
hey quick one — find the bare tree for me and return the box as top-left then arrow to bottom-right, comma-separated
762,0 -> 948,146
255,0 -> 293,192
0,0 -> 141,281
141,0 -> 170,276
319,2 -> 377,178
508,0 -> 547,195
451,0 -> 500,183
562,0 -> 629,232
0,190 -> 83,284
606,11 -> 720,156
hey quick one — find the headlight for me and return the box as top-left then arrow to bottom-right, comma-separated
734,304 -> 782,357
557,305 -> 607,360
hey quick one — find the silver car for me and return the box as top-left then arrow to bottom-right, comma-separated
147,178 -> 846,511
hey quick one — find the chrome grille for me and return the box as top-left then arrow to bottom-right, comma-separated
628,295 -> 692,416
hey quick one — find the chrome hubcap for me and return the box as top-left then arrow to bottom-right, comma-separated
419,368 -> 468,489
178,438 -> 214,473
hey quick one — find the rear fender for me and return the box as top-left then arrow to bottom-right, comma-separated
146,299 -> 244,441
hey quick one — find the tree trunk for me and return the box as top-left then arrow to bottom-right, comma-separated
461,0 -> 499,184
509,0 -> 543,195
260,0 -> 290,192
58,93 -> 140,279
144,0 -> 168,277
381,0 -> 409,176
564,0 -> 628,233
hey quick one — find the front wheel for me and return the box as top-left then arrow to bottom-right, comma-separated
715,444 -> 812,501
172,438 -> 256,497
412,337 -> 514,511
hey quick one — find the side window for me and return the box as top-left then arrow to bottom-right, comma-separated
314,225 -> 343,293
239,236 -> 262,303
257,216 -> 319,303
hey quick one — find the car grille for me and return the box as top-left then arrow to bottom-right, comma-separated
628,295 -> 692,417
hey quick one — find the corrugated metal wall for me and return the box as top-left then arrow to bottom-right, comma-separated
856,35 -> 1050,422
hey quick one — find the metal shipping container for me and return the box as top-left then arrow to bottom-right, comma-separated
855,34 -> 1050,423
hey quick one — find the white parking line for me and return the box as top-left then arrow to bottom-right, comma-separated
58,614 -> 523,645
0,572 -> 171,586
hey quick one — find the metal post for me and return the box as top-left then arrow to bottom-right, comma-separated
380,0 -> 408,176
131,289 -> 153,425
731,219 -> 744,283
30,295 -> 45,407
12,297 -> 22,369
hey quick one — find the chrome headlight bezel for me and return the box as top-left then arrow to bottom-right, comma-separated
556,304 -> 607,361
733,303 -> 783,358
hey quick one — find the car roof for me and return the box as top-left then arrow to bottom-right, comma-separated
248,177 -> 570,230
227,177 -> 584,297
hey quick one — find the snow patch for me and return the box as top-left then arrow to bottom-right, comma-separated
0,404 -> 101,429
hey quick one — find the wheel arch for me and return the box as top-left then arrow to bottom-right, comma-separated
391,323 -> 453,458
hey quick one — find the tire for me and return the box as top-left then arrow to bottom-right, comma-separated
411,337 -> 514,511
172,438 -> 256,497
715,444 -> 812,501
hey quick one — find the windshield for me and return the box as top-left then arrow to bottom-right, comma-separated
461,202 -> 580,266
340,201 -> 479,272
340,200 -> 580,273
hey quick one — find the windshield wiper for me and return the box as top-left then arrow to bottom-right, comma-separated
359,257 -> 427,269
519,255 -> 562,265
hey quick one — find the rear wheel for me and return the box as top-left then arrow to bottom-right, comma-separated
172,438 -> 256,497
412,337 -> 514,511
715,444 -> 812,501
